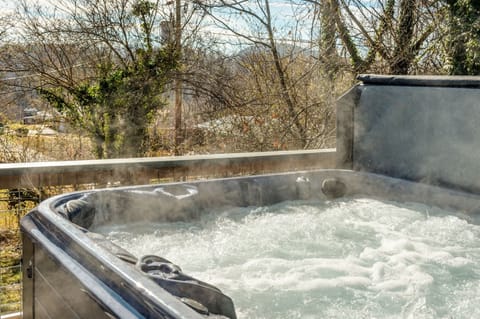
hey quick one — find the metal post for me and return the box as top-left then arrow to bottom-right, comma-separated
174,0 -> 182,155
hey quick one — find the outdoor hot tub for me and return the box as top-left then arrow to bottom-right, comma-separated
21,75 -> 480,318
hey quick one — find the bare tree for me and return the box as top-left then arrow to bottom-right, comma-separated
304,0 -> 445,75
2,0 -> 178,158
192,0 -> 339,149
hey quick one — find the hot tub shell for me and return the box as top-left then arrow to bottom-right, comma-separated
21,75 -> 480,319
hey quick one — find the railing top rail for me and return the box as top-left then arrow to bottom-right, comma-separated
0,149 -> 334,174
0,149 -> 336,188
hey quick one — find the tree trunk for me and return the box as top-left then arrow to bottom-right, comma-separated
319,0 -> 338,79
390,0 -> 416,74
264,0 -> 308,148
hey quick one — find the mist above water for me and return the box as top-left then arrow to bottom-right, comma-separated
95,198 -> 480,319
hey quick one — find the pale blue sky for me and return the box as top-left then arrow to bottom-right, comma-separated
0,0 -> 316,52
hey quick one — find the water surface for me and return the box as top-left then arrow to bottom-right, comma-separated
95,198 -> 480,319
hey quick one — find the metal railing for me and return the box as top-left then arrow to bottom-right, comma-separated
0,149 -> 336,317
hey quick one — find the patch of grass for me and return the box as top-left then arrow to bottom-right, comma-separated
0,190 -> 29,315
0,123 -> 95,162
0,228 -> 22,314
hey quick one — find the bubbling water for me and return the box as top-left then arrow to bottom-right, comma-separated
95,198 -> 480,319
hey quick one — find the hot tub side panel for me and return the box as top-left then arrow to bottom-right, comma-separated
21,216 -> 142,319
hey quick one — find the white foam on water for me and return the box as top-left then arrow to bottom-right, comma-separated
94,198 -> 480,319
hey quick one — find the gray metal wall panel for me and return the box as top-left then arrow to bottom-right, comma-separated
353,85 -> 480,193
